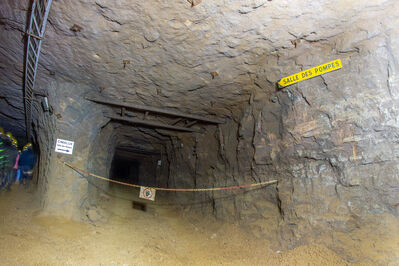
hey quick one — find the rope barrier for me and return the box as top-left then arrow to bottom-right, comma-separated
63,162 -> 278,192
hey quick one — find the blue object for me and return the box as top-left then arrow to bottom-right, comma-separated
16,169 -> 21,183
19,148 -> 36,170
19,147 -> 36,185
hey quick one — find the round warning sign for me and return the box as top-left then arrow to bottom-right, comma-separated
139,186 -> 156,201
143,188 -> 152,199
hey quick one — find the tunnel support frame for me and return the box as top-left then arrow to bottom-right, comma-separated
87,96 -> 225,124
105,114 -> 202,133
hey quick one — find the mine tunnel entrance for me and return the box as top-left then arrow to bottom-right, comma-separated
102,139 -> 170,214
110,151 -> 140,185
109,146 -> 164,187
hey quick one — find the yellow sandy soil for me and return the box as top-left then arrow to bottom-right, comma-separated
0,185 -> 397,265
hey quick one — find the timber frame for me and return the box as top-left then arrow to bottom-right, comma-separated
87,96 -> 224,133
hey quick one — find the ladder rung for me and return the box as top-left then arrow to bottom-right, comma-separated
25,78 -> 33,87
35,1 -> 44,21
28,42 -> 36,55
30,35 -> 39,46
26,65 -> 35,75
26,67 -> 34,77
26,69 -> 34,78
35,10 -> 44,30
29,34 -> 39,49
28,42 -> 38,57
27,75 -> 35,84
32,16 -> 41,36
25,76 -> 33,86
27,61 -> 35,72
27,69 -> 35,80
28,59 -> 36,70
31,25 -> 40,38
26,81 -> 33,89
27,78 -> 34,86
28,49 -> 37,62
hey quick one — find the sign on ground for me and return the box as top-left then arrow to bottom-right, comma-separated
139,186 -> 156,201
55,138 -> 74,155
277,59 -> 342,88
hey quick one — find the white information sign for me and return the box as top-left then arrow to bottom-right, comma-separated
55,138 -> 74,155
139,186 -> 156,201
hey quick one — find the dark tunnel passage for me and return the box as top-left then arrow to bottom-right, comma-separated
110,151 -> 140,185
109,147 -> 164,187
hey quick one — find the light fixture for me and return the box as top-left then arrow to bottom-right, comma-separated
41,97 -> 49,112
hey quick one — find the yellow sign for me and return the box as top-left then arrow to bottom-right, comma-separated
277,59 -> 342,88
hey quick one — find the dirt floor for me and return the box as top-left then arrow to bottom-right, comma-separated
0,185 -> 398,265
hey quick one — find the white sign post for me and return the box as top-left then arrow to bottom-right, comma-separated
55,138 -> 74,155
139,187 -> 156,201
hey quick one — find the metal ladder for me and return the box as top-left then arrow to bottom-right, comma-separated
24,0 -> 52,140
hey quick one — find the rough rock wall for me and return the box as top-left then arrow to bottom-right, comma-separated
86,123 -> 116,200
241,6 -> 399,245
163,120 -> 280,230
0,1 -> 29,139
37,79 -> 109,219
161,0 -> 399,244
0,0 -> 398,245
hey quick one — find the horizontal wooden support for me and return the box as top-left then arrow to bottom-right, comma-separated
26,31 -> 43,40
105,114 -> 202,133
87,96 -> 224,124
115,149 -> 159,159
186,120 -> 197,127
171,117 -> 182,125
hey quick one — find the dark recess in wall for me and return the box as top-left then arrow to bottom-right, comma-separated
110,155 -> 140,184
109,147 -> 161,186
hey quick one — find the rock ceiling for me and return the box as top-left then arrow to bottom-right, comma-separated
0,0 -> 394,137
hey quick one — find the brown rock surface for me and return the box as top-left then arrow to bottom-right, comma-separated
0,0 -> 398,262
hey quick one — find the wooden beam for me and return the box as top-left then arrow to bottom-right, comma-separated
115,149 -> 159,159
105,114 -> 202,133
87,96 -> 224,124
186,120 -> 197,127
171,118 -> 182,125
121,107 -> 126,117
26,32 -> 43,40
120,110 -> 137,118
